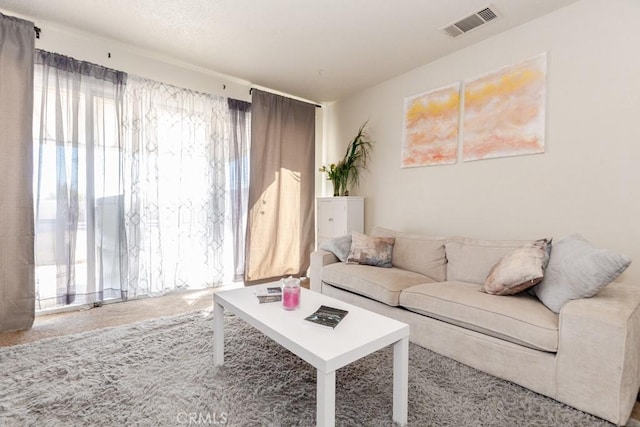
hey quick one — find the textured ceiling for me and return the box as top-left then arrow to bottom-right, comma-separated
0,0 -> 580,102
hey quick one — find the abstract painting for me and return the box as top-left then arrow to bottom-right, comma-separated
463,53 -> 547,162
401,82 -> 460,167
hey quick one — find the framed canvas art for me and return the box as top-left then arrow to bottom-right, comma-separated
401,82 -> 460,167
463,53 -> 547,162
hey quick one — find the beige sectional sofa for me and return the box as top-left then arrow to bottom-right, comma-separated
310,227 -> 640,425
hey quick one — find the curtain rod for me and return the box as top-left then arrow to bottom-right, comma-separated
26,26 -> 322,108
249,87 -> 322,108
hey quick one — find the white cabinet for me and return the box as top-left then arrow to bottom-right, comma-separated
316,197 -> 364,247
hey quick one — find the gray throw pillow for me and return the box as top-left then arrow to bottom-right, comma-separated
346,231 -> 395,268
319,234 -> 352,262
483,238 -> 552,296
533,234 -> 631,313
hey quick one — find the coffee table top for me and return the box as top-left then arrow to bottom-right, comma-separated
215,285 -> 409,373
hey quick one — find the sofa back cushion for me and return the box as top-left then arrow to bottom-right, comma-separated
445,237 -> 534,284
372,227 -> 447,281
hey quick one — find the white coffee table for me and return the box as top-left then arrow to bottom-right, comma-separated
213,285 -> 409,427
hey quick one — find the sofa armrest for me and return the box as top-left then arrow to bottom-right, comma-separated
310,250 -> 339,293
555,282 -> 640,425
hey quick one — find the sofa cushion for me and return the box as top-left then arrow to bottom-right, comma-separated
399,281 -> 559,352
445,237 -> 534,284
533,234 -> 632,314
322,262 -> 435,306
483,238 -> 552,295
372,227 -> 447,281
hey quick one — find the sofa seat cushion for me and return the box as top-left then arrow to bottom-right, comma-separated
322,262 -> 435,306
399,281 -> 559,352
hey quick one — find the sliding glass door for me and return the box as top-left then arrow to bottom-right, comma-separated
32,51 -> 250,311
33,52 -> 126,310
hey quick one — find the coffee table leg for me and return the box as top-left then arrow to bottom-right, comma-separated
214,299 -> 225,366
317,369 -> 336,427
393,336 -> 409,426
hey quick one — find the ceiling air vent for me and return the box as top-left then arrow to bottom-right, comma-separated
441,5 -> 500,38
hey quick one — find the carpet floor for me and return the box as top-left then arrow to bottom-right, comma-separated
0,310 -> 618,426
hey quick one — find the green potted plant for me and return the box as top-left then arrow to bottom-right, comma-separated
320,121 -> 374,196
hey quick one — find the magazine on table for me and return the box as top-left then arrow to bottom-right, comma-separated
304,305 -> 349,329
255,286 -> 282,303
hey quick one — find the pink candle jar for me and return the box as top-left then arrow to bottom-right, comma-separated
282,276 -> 301,310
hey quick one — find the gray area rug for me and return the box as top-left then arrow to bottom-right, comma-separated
0,310 -> 617,426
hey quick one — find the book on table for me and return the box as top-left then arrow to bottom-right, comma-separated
305,305 -> 349,329
255,286 -> 282,303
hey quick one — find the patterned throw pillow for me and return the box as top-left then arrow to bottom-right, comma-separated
346,231 -> 395,268
483,238 -> 552,295
319,234 -> 352,262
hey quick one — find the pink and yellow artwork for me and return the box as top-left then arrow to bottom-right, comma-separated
401,82 -> 460,167
463,53 -> 547,162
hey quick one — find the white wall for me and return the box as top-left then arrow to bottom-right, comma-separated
325,0 -> 640,284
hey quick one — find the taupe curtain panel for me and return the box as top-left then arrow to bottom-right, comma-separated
245,90 -> 315,283
0,13 -> 36,331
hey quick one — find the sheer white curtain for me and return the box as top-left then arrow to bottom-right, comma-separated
33,54 -> 242,310
33,50 -> 127,310
121,76 -> 233,298
227,99 -> 251,281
